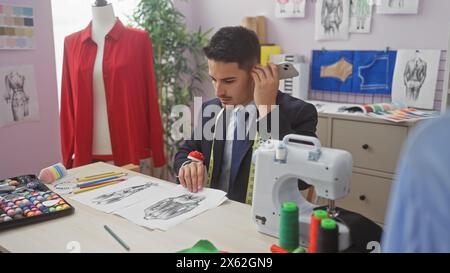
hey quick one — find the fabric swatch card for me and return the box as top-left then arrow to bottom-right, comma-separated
311,50 -> 397,94
0,4 -> 35,50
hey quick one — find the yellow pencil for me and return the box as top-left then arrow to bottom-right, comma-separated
77,172 -> 124,182
73,181 -> 119,194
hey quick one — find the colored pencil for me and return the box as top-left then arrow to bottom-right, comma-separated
79,178 -> 126,189
78,171 -> 119,180
73,181 -> 119,194
104,225 -> 130,251
77,172 -> 124,182
77,174 -> 127,187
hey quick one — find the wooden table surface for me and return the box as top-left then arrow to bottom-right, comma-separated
0,162 -> 277,253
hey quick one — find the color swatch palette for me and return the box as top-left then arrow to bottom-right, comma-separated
0,4 -> 35,50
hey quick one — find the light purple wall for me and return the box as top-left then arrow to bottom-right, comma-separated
0,0 -> 60,179
185,0 -> 450,52
177,0 -> 450,99
174,0 -> 194,30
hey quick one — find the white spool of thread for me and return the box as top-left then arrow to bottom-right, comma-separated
275,143 -> 287,162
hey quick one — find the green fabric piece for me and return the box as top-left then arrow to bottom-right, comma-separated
292,247 -> 307,253
177,240 -> 220,253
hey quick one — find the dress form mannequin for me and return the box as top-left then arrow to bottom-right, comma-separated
91,1 -> 116,156
60,1 -> 166,174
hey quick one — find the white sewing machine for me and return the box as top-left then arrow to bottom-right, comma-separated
251,134 -> 353,251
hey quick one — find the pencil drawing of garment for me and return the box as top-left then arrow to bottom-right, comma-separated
389,0 -> 404,8
277,0 -> 289,13
353,0 -> 369,29
92,182 -> 155,205
4,72 -> 29,121
293,0 -> 304,13
321,0 -> 344,34
404,55 -> 427,101
143,194 -> 205,220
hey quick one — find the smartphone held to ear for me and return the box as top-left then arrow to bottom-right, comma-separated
277,62 -> 299,80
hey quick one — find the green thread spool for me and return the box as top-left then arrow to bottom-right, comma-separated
279,202 -> 299,252
321,218 -> 337,230
314,209 -> 328,219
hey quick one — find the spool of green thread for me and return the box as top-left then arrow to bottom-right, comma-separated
321,218 -> 337,230
279,202 -> 299,252
314,209 -> 328,219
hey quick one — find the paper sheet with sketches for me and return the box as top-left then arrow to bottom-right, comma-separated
69,176 -> 228,230
376,0 -> 420,14
0,65 -> 40,128
391,49 -> 440,110
349,0 -> 373,33
315,0 -> 350,41
69,176 -> 171,213
275,0 -> 306,18
114,186 -> 227,231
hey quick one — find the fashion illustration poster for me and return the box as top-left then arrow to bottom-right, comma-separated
0,65 -> 39,127
315,0 -> 350,41
391,49 -> 440,110
376,0 -> 420,14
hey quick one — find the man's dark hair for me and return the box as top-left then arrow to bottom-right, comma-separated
203,26 -> 260,71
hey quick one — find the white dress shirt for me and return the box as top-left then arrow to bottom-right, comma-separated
216,101 -> 257,192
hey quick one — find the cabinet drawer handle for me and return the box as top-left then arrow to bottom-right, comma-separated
359,195 -> 367,201
362,144 -> 369,150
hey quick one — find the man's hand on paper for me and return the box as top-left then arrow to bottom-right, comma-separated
178,162 -> 207,193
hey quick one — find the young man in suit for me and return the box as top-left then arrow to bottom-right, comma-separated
174,26 -> 318,203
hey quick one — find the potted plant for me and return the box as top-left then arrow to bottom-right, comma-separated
132,0 -> 211,180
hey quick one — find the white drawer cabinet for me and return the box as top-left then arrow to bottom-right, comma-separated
336,172 -> 393,223
315,113 -> 418,224
331,119 -> 408,174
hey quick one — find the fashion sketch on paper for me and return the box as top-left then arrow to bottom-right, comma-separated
321,0 -> 344,34
388,0 -> 404,8
143,194 -> 206,220
351,0 -> 370,30
404,51 -> 427,101
91,182 -> 157,205
4,72 -> 29,122
277,0 -> 289,14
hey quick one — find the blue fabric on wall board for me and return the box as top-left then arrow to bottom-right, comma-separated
312,50 -> 354,92
311,50 -> 397,94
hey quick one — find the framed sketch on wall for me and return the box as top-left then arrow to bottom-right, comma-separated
349,0 -> 373,33
391,50 -> 441,110
376,0 -> 420,14
0,65 -> 40,127
315,0 -> 350,41
275,0 -> 306,18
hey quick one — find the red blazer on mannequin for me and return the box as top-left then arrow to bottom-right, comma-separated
60,19 -> 165,168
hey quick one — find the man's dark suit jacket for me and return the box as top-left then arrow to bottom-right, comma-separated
174,91 -> 318,203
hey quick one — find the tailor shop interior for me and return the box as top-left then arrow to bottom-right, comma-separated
0,0 -> 449,254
